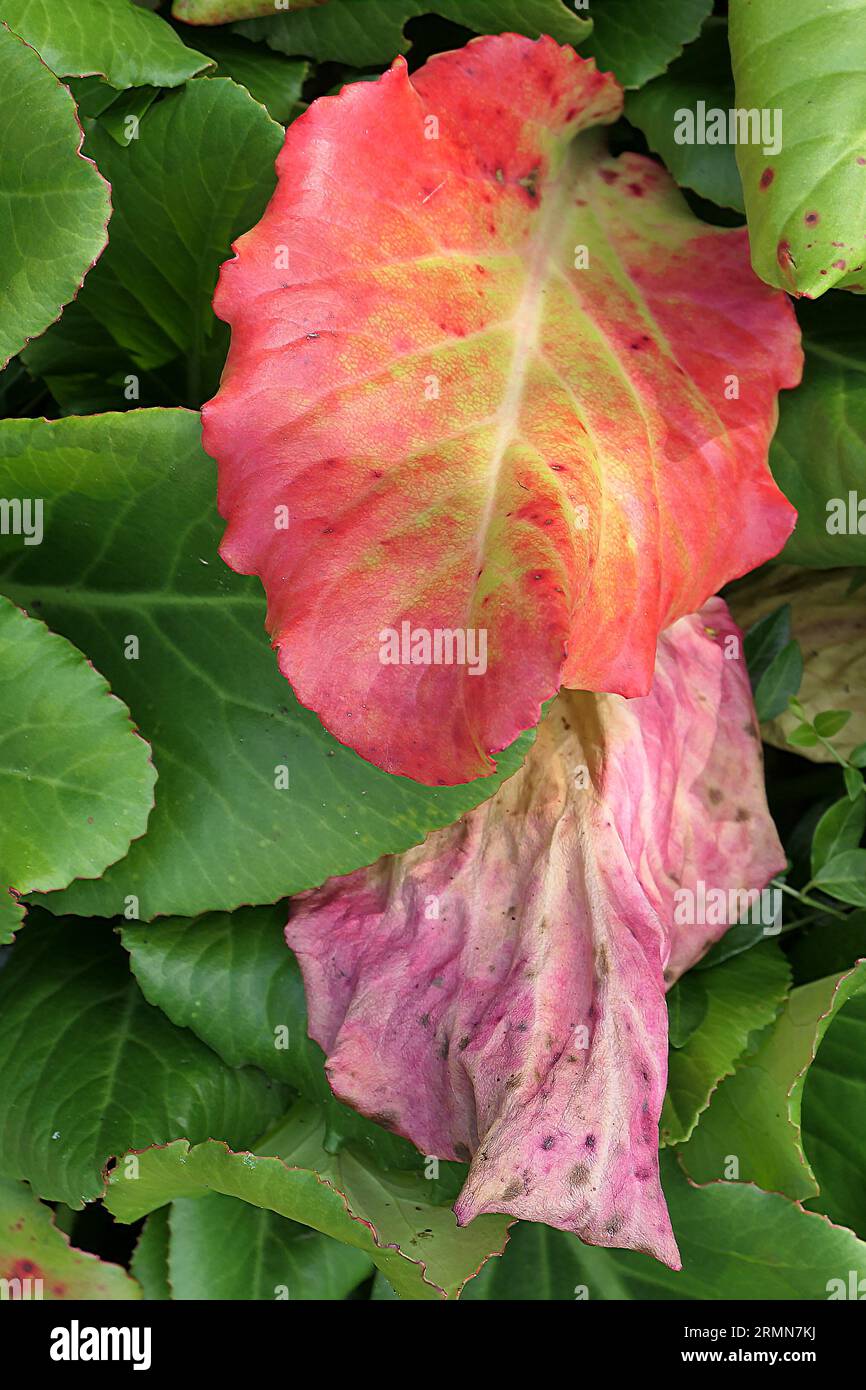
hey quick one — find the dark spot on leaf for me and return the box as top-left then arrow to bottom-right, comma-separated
568,1163 -> 591,1187
368,1111 -> 399,1132
759,167 -> 774,189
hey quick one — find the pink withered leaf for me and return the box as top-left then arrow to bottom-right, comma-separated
202,33 -> 801,785
285,599 -> 785,1267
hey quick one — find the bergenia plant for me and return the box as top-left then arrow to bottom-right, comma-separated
0,0 -> 865,1325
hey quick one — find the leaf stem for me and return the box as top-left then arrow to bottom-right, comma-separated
773,878 -> 850,921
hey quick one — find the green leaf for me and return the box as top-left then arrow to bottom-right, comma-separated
729,0 -> 866,298
0,890 -> 24,946
771,298 -> 866,568
845,766 -> 865,801
0,912 -> 288,1206
66,73 -> 120,119
0,24 -> 110,369
851,742 -> 866,769
743,602 -> 791,692
2,0 -> 210,87
753,639 -> 803,721
105,1101 -> 511,1301
130,1208 -> 171,1301
237,0 -> 591,68
667,973 -> 708,1049
0,411 -> 531,921
168,1191 -> 373,1299
813,850 -> 866,906
625,19 -> 742,209
680,963 -> 866,1200
661,942 -> 791,1145
96,85 -> 160,147
0,595 -> 156,897
692,916 -> 768,971
0,1178 -> 140,1300
21,298 -> 180,416
37,78 -> 283,407
814,709 -> 853,738
802,988 -> 866,1238
188,30 -> 307,124
462,1150 -> 866,1300
787,722 -> 819,749
582,0 -> 713,91
811,795 -> 866,878
121,904 -> 426,1168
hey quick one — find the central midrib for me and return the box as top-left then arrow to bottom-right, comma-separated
472,152 -> 578,572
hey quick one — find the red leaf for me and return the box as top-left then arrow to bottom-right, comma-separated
286,600 -> 785,1265
203,34 -> 801,784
